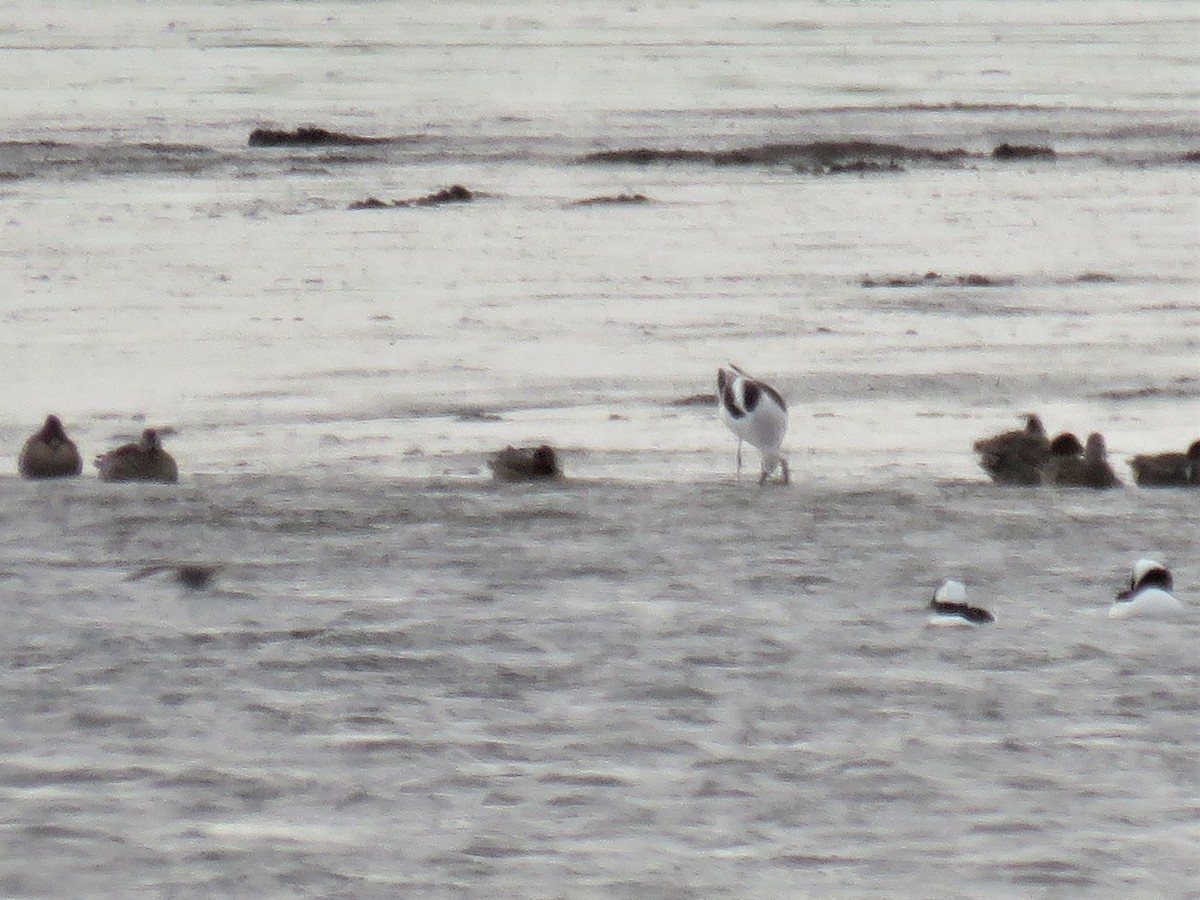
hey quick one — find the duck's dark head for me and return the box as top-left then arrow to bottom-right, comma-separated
1084,432 -> 1107,461
1118,559 -> 1173,599
532,444 -> 559,475
141,429 -> 161,452
40,415 -> 68,441
1049,432 -> 1084,457
1023,414 -> 1046,438
1186,440 -> 1200,483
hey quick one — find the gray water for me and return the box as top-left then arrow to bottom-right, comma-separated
2,0 -> 1200,896
3,475 -> 1199,897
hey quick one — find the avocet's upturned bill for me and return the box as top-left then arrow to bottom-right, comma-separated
927,579 -> 994,626
1109,559 -> 1185,619
717,364 -> 789,485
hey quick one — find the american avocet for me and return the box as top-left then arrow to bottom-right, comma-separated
717,364 -> 789,485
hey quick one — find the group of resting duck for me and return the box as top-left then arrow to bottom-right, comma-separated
17,415 -> 178,483
16,413 -> 553,485
974,413 -> 1200,488
16,395 -> 1199,492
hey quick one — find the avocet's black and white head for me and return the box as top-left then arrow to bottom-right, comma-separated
717,364 -> 789,485
1109,559 -> 1184,619
927,578 -> 994,626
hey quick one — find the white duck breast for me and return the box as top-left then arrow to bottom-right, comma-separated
717,365 -> 789,485
1109,559 -> 1185,619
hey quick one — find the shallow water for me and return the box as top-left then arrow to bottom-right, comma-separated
2,1 -> 1199,896
3,476 -> 1200,897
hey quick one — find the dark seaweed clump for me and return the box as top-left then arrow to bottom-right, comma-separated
797,159 -> 905,175
249,126 -> 395,148
992,142 -> 1056,160
568,193 -> 651,206
349,185 -> 473,210
671,392 -> 717,408
580,140 -> 968,168
861,271 -> 1015,288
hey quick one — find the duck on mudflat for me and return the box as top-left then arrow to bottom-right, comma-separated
95,428 -> 179,483
18,414 -> 83,479
973,413 -> 1049,485
1128,440 -> 1200,487
1039,432 -> 1121,488
487,444 -> 562,482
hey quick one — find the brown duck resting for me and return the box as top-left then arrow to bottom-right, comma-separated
487,444 -> 562,482
1039,432 -> 1121,488
95,428 -> 179,483
1128,440 -> 1200,487
973,413 -> 1049,485
18,414 -> 83,479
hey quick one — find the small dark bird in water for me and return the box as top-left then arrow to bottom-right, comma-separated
18,415 -> 83,479
487,444 -> 562,481
127,563 -> 217,590
1128,439 -> 1200,487
1039,432 -> 1121,488
95,428 -> 179,483
973,413 -> 1049,485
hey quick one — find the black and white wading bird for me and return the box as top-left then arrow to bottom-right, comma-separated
717,364 -> 789,485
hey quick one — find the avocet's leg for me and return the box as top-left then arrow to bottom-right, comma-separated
780,458 -> 790,485
735,439 -> 743,480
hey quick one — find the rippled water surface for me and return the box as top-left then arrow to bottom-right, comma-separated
2,1 -> 1199,896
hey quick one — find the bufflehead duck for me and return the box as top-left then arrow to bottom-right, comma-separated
1109,559 -> 1185,619
928,579 -> 994,626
